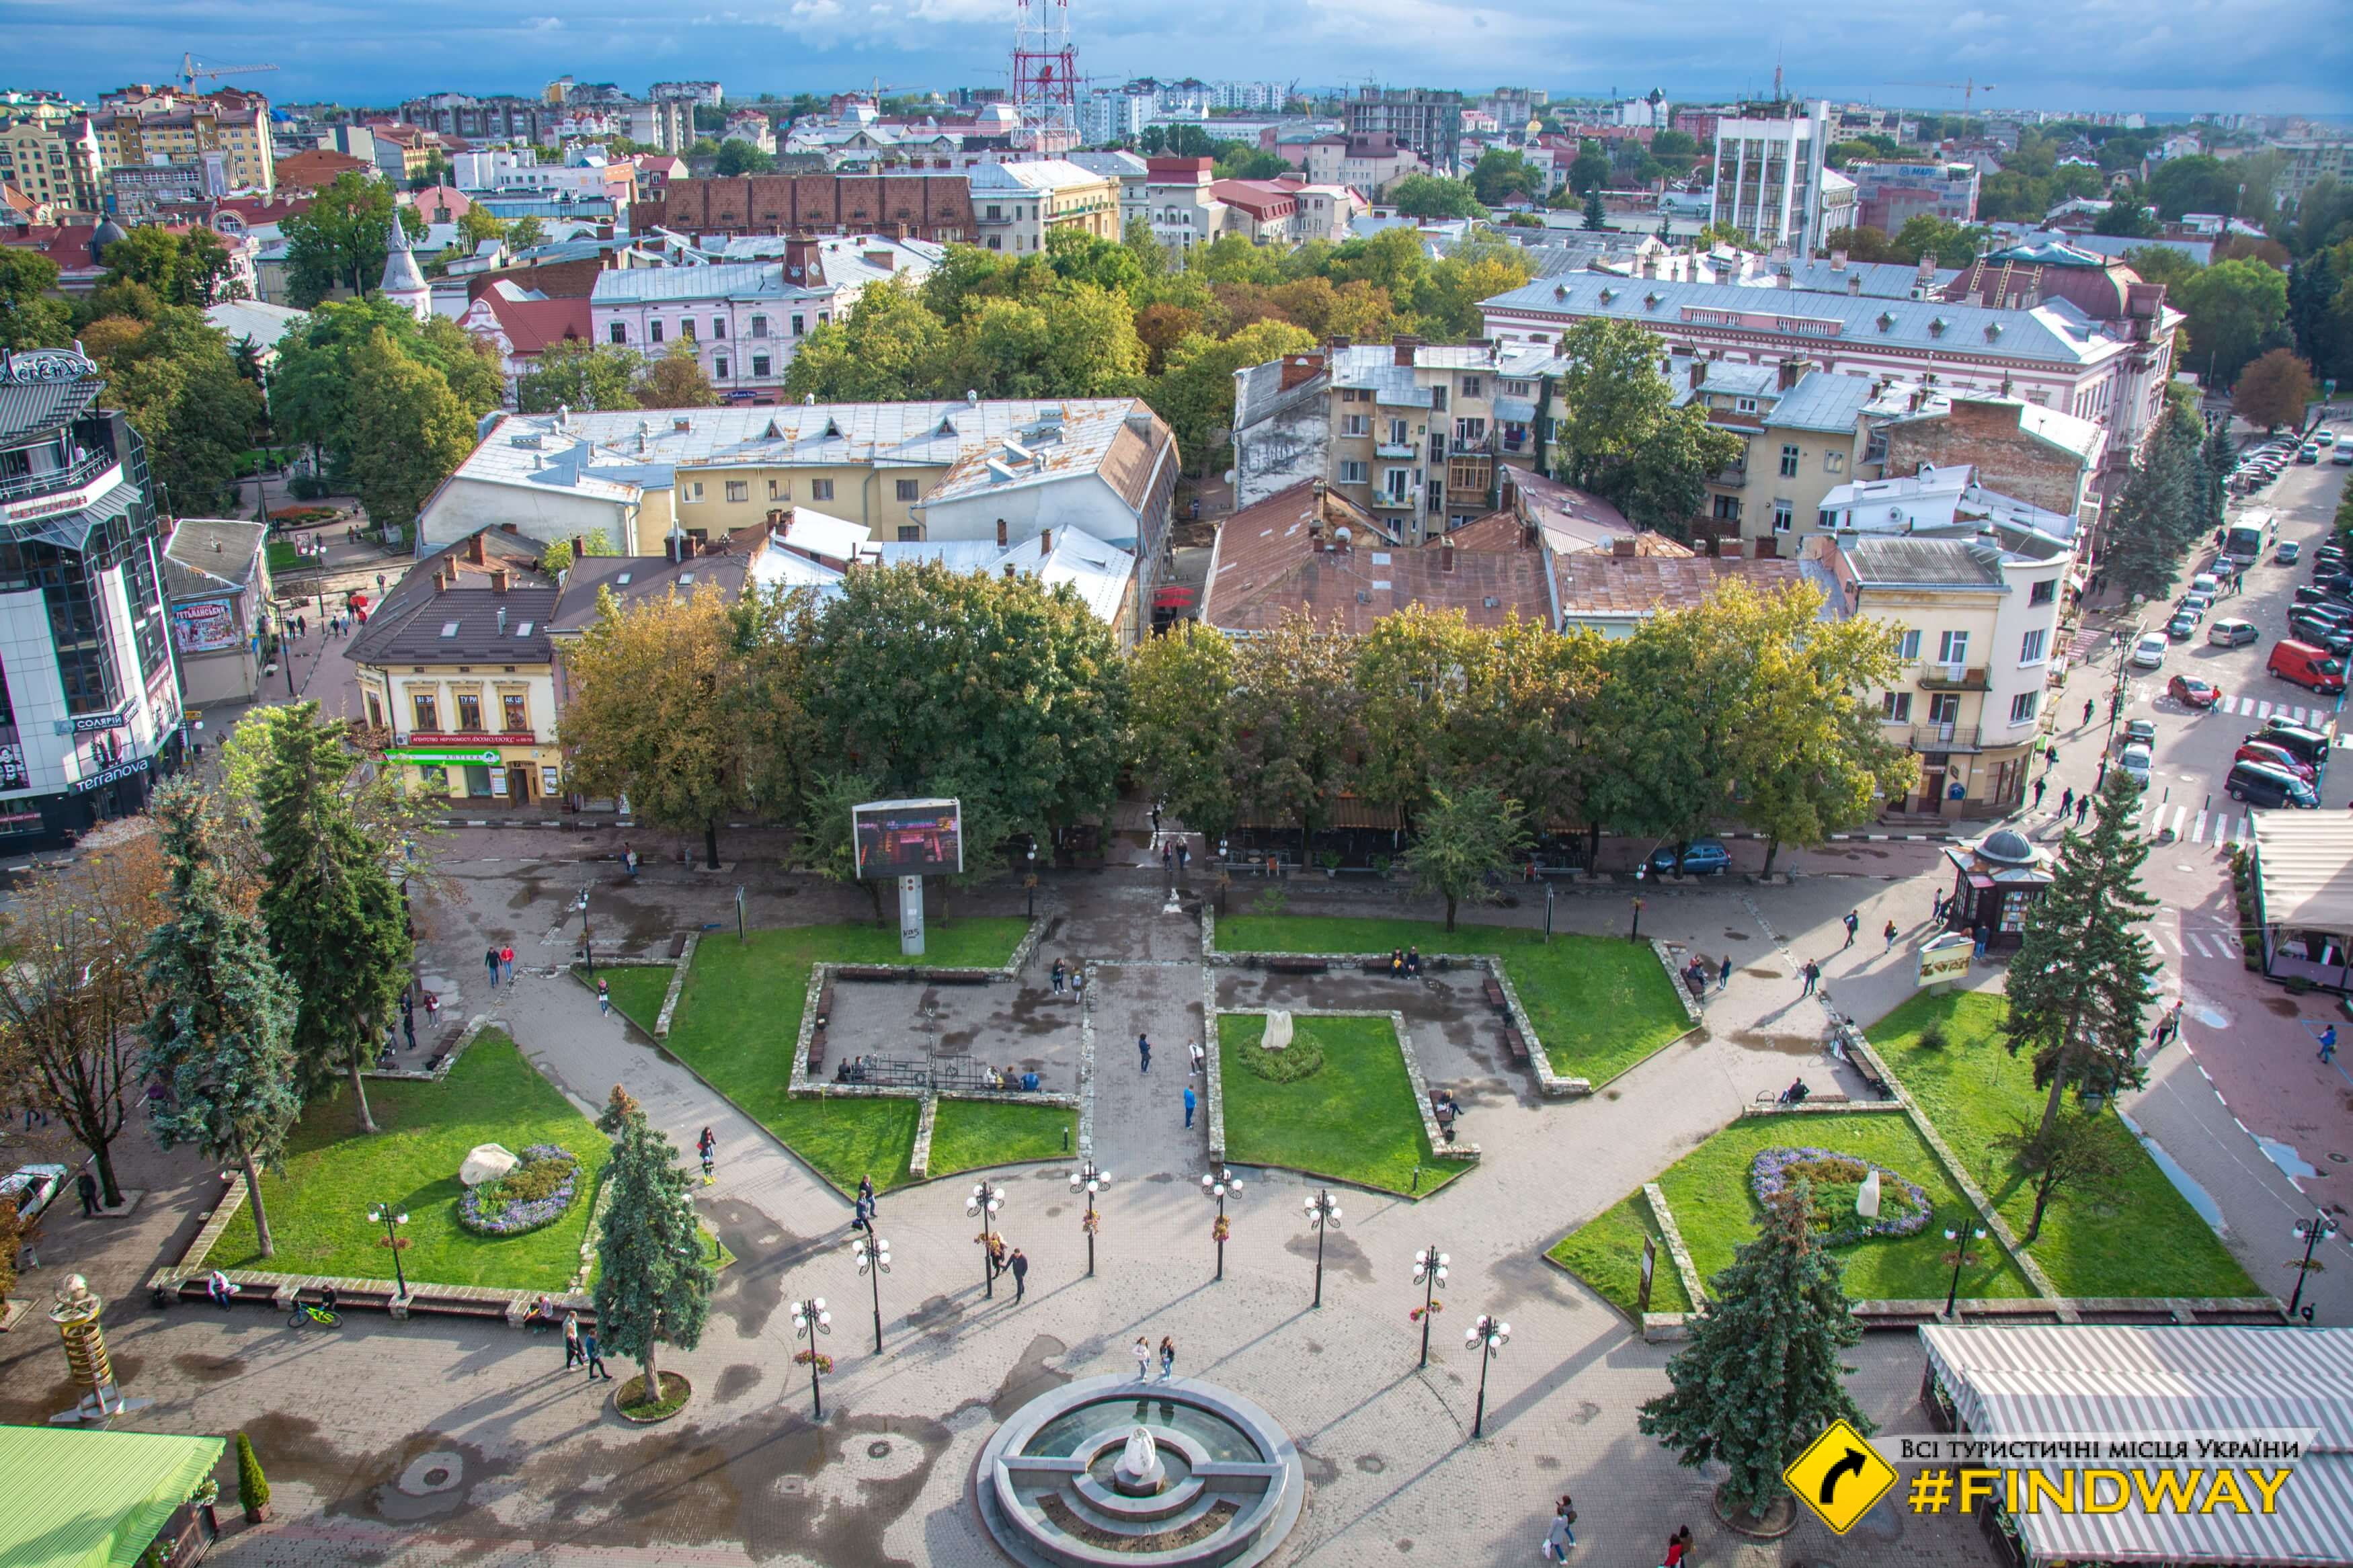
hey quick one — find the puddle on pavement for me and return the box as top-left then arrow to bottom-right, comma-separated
986,1333 -> 1072,1421
1282,1226 -> 1374,1284
2263,997 -> 2303,1017
172,1352 -> 247,1382
1742,966 -> 1783,979
1728,1030 -> 1828,1053
715,1364 -> 764,1402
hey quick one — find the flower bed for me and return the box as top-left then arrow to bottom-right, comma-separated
458,1144 -> 582,1237
1749,1146 -> 1930,1248
268,505 -> 337,525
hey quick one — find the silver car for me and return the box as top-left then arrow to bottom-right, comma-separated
2130,632 -> 2169,669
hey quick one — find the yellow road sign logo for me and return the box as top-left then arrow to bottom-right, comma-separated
1785,1419 -> 1899,1533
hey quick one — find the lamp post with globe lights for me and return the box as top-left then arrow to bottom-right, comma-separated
1464,1313 -> 1509,1439
1201,1165 -> 1241,1281
852,1235 -> 889,1354
1942,1223 -> 1988,1319
367,1204 -> 411,1300
1069,1161 -> 1109,1278
2289,1211 -> 2340,1318
1302,1189 -> 1342,1308
1410,1246 -> 1448,1368
789,1296 -> 832,1418
968,1181 -> 1007,1298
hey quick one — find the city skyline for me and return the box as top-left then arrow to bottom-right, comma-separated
11,0 -> 2349,116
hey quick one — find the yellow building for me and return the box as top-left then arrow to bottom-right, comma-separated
0,113 -> 106,212
95,89 -> 274,196
967,159 -> 1122,253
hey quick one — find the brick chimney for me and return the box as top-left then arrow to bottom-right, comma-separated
1038,528 -> 1051,554
1439,542 -> 1456,573
1778,358 -> 1802,392
1391,334 -> 1419,368
466,533 -> 487,565
491,567 -> 510,593
995,518 -> 1008,546
1612,536 -> 1638,558
433,569 -> 448,593
1687,360 -> 1706,389
1279,353 -> 1326,392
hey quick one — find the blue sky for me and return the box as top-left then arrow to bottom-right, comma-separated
13,0 -> 2349,114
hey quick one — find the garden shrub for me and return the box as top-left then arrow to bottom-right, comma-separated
1751,1146 -> 1931,1247
1236,1021 -> 1326,1083
458,1143 -> 582,1237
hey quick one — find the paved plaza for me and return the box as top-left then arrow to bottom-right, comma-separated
2,789 -> 2344,1566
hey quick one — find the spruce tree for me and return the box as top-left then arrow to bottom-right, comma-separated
2102,429 -> 2198,601
2002,770 -> 2161,1145
1638,1189 -> 1870,1519
257,702 -> 413,1132
138,780 -> 303,1256
592,1085 -> 713,1400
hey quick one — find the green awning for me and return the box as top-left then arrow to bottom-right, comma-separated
0,1426 -> 225,1568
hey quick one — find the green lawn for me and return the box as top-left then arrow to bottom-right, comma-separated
208,1032 -> 608,1292
1865,991 -> 2258,1300
1218,1012 -> 1464,1196
1557,1111 -> 2038,1309
583,964 -> 673,1034
770,1096 -> 921,1195
264,540 -> 304,576
930,1099 -> 1076,1179
1214,915 -> 1693,1084
1548,1192 -> 1693,1317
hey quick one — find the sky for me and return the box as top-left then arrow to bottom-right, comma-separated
11,0 -> 2350,116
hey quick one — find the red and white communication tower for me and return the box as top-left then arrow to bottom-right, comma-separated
1010,0 -> 1078,148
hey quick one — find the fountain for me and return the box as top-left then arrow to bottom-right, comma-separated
975,1374 -> 1305,1568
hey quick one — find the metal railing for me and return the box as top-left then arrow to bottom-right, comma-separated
0,451 -> 116,505
1903,723 -> 1982,752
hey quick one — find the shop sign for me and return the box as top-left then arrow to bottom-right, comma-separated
71,755 -> 151,795
386,747 -> 502,766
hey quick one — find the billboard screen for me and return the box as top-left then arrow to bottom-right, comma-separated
170,597 -> 241,654
853,798 -> 963,878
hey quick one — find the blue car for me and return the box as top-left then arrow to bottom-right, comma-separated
1648,838 -> 1732,876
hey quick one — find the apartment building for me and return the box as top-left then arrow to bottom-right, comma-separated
399,93 -> 559,146
2272,139 -> 2353,208
967,159 -> 1121,253
1711,102 -> 1841,255
1845,161 -> 1981,232
1300,133 -> 1426,199
1142,157 -> 1224,251
0,112 -> 107,212
1066,150 -> 1150,233
1343,88 -> 1464,176
650,81 -> 725,109
1079,87 -> 1151,147
588,235 -> 939,402
1682,361 -> 1887,551
95,89 -> 274,196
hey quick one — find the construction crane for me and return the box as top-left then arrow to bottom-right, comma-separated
178,53 -> 279,91
1882,77 -> 1995,112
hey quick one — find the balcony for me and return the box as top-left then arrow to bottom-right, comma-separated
1375,442 -> 1417,459
1711,462 -> 1749,489
1903,723 -> 1982,753
1447,455 -> 1493,494
1916,665 -> 1990,692
0,450 -> 118,505
1368,491 -> 1417,511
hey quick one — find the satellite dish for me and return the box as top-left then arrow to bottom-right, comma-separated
1224,470 -> 1237,486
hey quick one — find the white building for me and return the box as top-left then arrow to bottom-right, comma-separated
1079,88 -> 1150,147
589,235 -> 938,401
1712,101 -> 1842,255
967,159 -> 1124,253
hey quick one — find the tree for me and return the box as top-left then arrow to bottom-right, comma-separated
1126,622 -> 1238,846
138,781 -> 302,1257
782,278 -> 948,403
0,247 -> 73,349
562,584 -> 797,870
2122,245 -> 2201,295
2287,247 -> 2342,379
518,339 -> 643,413
538,530 -> 618,575
2147,155 -> 2247,222
1226,613 -> 1363,862
1639,1189 -> 1870,1520
1386,175 -> 1486,220
1990,1110 -> 2128,1244
1568,145 -> 1612,196
1400,784 -> 1531,931
235,1434 -> 270,1518
1892,215 -> 1989,267
2233,347 -> 2315,431
1583,190 -> 1608,231
257,703 -> 413,1134
280,171 -> 403,307
88,306 -> 264,515
0,832 -> 167,1208
416,315 -> 506,422
100,226 -> 238,307
2178,257 -> 2290,390
592,1085 -> 714,1400
638,341 -> 717,409
1469,149 -> 1540,207
2097,409 -> 2201,600
713,139 -> 775,177
505,216 -> 549,251
2093,200 -> 2161,239
2003,770 -> 2161,1145
1147,320 -> 1317,472
343,327 -> 475,536
456,208 -> 508,250
1548,317 -> 1741,534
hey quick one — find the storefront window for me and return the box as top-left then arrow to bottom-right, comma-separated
1999,889 -> 2030,934
463,765 -> 493,797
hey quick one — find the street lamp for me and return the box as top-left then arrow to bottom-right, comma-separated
967,1182 -> 1006,1298
1302,1189 -> 1342,1308
575,884 -> 595,975
1942,1223 -> 1988,1318
1069,1161 -> 1110,1278
367,1204 -> 410,1300
1025,841 -> 1037,920
852,1235 -> 889,1354
1411,1245 -> 1449,1368
1629,895 -> 1645,944
2288,1211 -> 2341,1318
789,1296 -> 832,1419
1201,1165 -> 1241,1281
1463,1313 -> 1510,1440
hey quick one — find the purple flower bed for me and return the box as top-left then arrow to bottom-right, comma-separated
1750,1146 -> 1931,1247
458,1143 -> 582,1237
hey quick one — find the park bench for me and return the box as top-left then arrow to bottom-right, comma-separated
806,1026 -> 828,1075
405,1292 -> 510,1321
1499,1024 -> 1529,1066
836,965 -> 901,981
815,983 -> 836,1027
666,932 -> 690,960
1261,956 -> 1328,975
1853,1063 -> 1894,1099
925,968 -> 995,985
1359,958 -> 1393,975
1481,977 -> 1509,1012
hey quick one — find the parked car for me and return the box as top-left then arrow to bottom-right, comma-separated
2130,632 -> 2169,669
2122,718 -> 2158,749
2235,740 -> 2318,783
2299,445 -> 2321,464
2118,743 -> 2154,787
0,1163 -> 66,1222
2226,759 -> 2320,809
2279,540 -> 2304,563
2191,573 -> 2222,596
2292,585 -> 2338,609
2167,612 -> 2199,641
1646,838 -> 1732,877
2319,429 -> 2338,446
2268,639 -> 2348,694
2167,675 -> 2224,707
2288,619 -> 2353,655
2208,619 -> 2260,648
2258,719 -> 2335,764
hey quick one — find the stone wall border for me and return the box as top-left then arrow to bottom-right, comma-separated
910,1095 -> 939,1180
1201,968 -> 1224,1162
1209,1006 -> 1477,1192
364,1013 -> 494,1083
1641,1180 -> 1709,1311
654,936 -> 696,1038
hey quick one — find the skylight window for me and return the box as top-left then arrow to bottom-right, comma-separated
440,621 -> 461,638
615,572 -> 633,584
516,622 -> 534,636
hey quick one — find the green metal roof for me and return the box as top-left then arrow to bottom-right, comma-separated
0,1426 -> 225,1568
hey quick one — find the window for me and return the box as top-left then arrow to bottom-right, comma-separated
1460,375 -> 1483,399
503,694 -> 528,733
1711,495 -> 1741,522
1780,444 -> 1800,478
1339,460 -> 1369,483
750,315 -> 768,338
684,481 -> 704,502
1937,630 -> 1969,665
366,694 -> 384,729
710,318 -> 726,340
1382,468 -> 1411,499
1342,414 -> 1369,438
650,319 -> 664,344
1772,501 -> 1794,532
1818,509 -> 1839,531
1428,386 -> 1448,413
2020,629 -> 2047,664
1387,418 -> 1408,445
1895,628 -> 1921,660
2009,691 -> 2039,724
1881,691 -> 1913,721
714,357 -> 730,380
1735,396 -> 1759,413
725,481 -> 748,503
1455,417 -> 1486,442
2029,578 -> 2056,606
896,479 -> 920,501
1429,432 -> 1447,461
766,479 -> 785,500
811,479 -> 834,501
1824,450 -> 1845,474
791,314 -> 805,335
751,354 -> 770,378
986,237 -> 1002,250
986,204 -> 1002,219
412,694 -> 438,731
679,319 -> 696,339
1929,693 -> 1962,725
609,321 -> 627,344
898,525 -> 923,542
456,694 -> 483,731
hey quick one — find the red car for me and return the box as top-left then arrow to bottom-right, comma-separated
2167,675 -> 2223,709
2235,740 -> 2318,782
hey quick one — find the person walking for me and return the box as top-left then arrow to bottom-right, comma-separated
2032,776 -> 2047,809
1133,1336 -> 1153,1381
699,1126 -> 716,1164
1176,841 -> 1189,874
1183,1085 -> 1197,1128
596,979 -> 611,1016
1717,954 -> 1732,993
401,996 -> 417,1050
1051,958 -> 1066,996
857,1173 -> 877,1215
1663,1526 -> 1692,1566
1883,918 -> 1899,952
1841,911 -> 1859,948
485,946 -> 500,989
1071,969 -> 1086,1005
1800,959 -> 1821,996
1009,1247 -> 1029,1305
1543,1496 -> 1577,1559
2075,794 -> 2091,828
1138,1033 -> 1151,1073
1161,843 -> 1174,878
1189,1039 -> 1205,1076
500,945 -> 515,985
2060,786 -> 2075,821
582,1327 -> 610,1381
852,1192 -> 875,1234
2083,696 -> 2096,727
2321,1026 -> 2338,1065
76,1168 -> 99,1217
563,1312 -> 582,1370
1157,1335 -> 1176,1382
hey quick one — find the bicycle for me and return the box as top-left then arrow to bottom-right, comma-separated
288,1299 -> 341,1329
